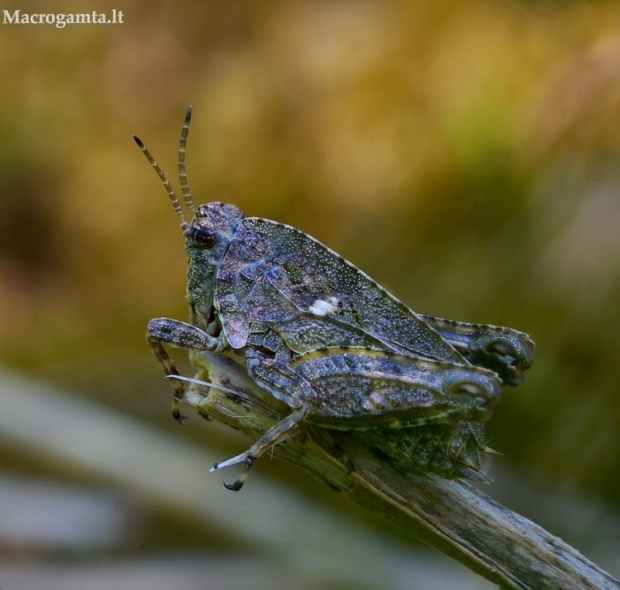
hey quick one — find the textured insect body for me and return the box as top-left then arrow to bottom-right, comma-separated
247,347 -> 499,427
370,421 -> 488,482
135,108 -> 533,491
187,204 -> 534,385
216,217 -> 467,363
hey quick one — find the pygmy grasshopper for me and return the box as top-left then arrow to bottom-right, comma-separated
135,108 -> 533,490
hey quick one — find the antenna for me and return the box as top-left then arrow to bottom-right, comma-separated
178,106 -> 196,213
133,134 -> 188,230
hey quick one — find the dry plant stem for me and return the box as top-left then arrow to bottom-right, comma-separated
185,351 -> 620,590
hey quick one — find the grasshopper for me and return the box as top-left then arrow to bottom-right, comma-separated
135,108 -> 533,490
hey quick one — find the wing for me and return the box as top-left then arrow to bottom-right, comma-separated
216,217 -> 465,364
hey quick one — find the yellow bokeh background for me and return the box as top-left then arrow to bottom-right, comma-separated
1,1 -> 620,587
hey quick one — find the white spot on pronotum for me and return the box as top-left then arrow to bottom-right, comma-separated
309,296 -> 340,316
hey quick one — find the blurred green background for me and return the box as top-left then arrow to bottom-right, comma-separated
1,1 -> 620,588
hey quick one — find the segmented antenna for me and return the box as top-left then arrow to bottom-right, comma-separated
133,134 -> 188,230
178,106 -> 196,213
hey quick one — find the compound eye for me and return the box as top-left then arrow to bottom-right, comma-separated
188,225 -> 218,249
